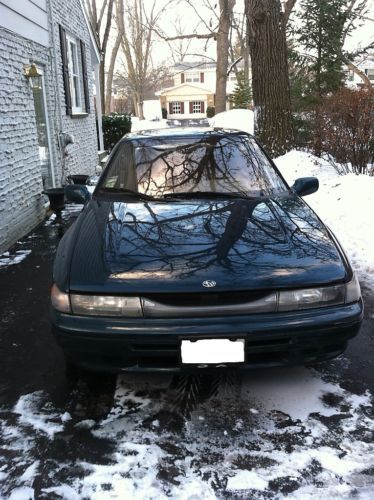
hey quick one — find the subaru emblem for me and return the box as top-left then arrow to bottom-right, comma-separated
202,280 -> 216,288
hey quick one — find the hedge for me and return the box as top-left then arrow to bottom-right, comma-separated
102,114 -> 132,151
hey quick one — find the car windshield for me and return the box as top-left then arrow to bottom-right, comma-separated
98,134 -> 288,199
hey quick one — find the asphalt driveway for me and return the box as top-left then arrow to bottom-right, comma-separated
0,207 -> 373,498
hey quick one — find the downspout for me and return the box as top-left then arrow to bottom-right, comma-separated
95,63 -> 104,151
47,0 -> 65,186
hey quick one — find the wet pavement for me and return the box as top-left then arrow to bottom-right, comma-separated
0,206 -> 374,498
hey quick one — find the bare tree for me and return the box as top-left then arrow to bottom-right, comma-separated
86,0 -> 115,114
246,0 -> 295,156
229,4 -> 250,81
156,0 -> 236,114
105,31 -> 122,112
116,0 -> 167,119
166,15 -> 194,63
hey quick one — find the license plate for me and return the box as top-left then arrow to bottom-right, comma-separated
181,338 -> 245,365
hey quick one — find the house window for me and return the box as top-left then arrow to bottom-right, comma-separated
229,74 -> 237,81
185,72 -> 200,83
192,101 -> 202,113
170,101 -> 183,114
59,25 -> 90,116
66,35 -> 82,112
365,69 -> 374,81
347,70 -> 354,81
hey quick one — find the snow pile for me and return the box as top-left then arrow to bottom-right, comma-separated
275,150 -> 374,290
130,117 -> 170,132
209,109 -> 255,135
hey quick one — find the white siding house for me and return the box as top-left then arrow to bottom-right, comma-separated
157,61 -> 247,119
346,58 -> 374,88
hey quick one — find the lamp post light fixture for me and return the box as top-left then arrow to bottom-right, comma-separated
23,63 -> 42,89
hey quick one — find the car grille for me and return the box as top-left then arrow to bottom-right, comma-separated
141,291 -> 277,318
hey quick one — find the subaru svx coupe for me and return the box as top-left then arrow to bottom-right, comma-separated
51,128 -> 363,372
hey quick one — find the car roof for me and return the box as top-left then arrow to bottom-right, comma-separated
123,126 -> 253,142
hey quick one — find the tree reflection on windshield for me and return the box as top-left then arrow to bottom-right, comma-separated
100,134 -> 288,199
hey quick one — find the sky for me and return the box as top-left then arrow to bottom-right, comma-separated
99,0 -> 374,72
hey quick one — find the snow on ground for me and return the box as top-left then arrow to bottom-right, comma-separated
130,117 -> 170,132
274,150 -> 374,290
1,368 -> 374,498
0,250 -> 31,268
209,109 -> 255,135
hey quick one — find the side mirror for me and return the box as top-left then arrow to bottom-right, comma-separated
292,177 -> 319,197
64,184 -> 91,204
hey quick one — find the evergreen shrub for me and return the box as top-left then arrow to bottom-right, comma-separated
102,114 -> 132,151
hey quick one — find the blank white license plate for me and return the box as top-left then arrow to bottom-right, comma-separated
181,338 -> 245,364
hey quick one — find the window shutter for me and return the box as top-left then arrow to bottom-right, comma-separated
181,102 -> 184,114
59,25 -> 72,116
181,73 -> 185,83
200,72 -> 204,83
189,102 -> 193,114
80,39 -> 90,113
169,102 -> 173,114
201,101 -> 205,113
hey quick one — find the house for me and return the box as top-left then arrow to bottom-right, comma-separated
157,61 -> 243,119
346,57 -> 374,88
0,0 -> 103,253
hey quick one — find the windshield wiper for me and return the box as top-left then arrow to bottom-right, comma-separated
162,191 -> 260,200
98,187 -> 157,201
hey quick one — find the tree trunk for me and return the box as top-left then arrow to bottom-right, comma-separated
100,61 -> 106,114
246,0 -> 294,156
215,0 -> 235,113
105,32 -> 121,113
138,101 -> 144,120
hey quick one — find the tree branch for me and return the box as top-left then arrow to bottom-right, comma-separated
227,56 -> 242,75
283,0 -> 297,24
161,32 -> 217,41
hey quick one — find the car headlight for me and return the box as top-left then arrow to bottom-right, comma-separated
51,284 -> 71,313
345,273 -> 361,303
278,274 -> 361,312
70,294 -> 142,317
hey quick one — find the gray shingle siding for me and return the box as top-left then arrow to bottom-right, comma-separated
0,29 -> 50,252
0,0 -> 98,253
51,0 -> 97,180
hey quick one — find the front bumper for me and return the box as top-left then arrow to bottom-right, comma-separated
51,300 -> 363,372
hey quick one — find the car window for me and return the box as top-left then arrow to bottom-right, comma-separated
98,135 -> 288,198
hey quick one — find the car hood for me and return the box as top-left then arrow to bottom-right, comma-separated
67,196 -> 347,293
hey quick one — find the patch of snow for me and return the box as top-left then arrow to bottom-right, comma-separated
209,109 -> 254,135
274,150 -> 374,290
41,485 -> 80,500
0,250 -> 31,269
242,367 -> 349,421
19,462 -> 39,482
226,470 -> 268,491
13,391 -> 64,438
74,419 -> 96,429
60,412 -> 72,423
9,487 -> 35,500
131,117 -> 170,132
